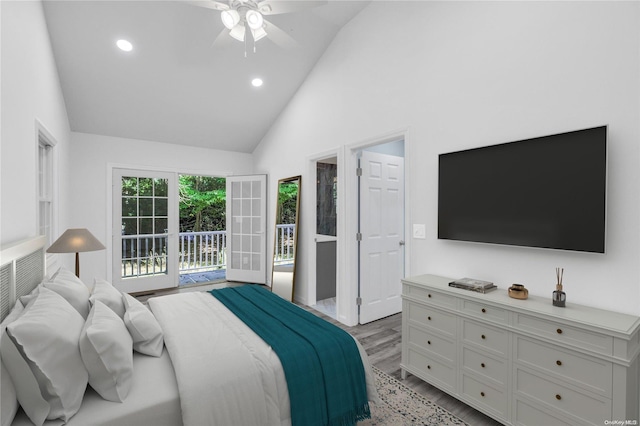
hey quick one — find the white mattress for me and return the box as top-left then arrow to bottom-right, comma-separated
12,349 -> 182,426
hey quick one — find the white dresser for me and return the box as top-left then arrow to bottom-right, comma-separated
401,274 -> 640,425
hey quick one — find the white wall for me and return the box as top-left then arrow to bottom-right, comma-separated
253,1 -> 640,315
0,0 -> 72,248
69,132 -> 253,283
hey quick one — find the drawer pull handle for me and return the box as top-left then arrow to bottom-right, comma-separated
480,392 -> 485,397
555,394 -> 562,401
556,328 -> 563,334
428,294 -> 432,298
481,308 -> 486,313
428,316 -> 432,321
481,363 -> 486,368
481,334 -> 486,340
427,365 -> 431,370
427,341 -> 431,345
556,360 -> 562,366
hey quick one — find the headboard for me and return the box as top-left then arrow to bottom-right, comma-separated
0,236 -> 46,322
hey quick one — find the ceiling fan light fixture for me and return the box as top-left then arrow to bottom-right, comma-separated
229,24 -> 246,42
221,9 -> 240,29
245,10 -> 264,30
251,26 -> 267,42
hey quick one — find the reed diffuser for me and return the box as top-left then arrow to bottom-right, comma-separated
552,267 -> 566,307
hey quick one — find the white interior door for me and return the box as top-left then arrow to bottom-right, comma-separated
112,169 -> 178,294
359,151 -> 405,324
225,175 -> 267,283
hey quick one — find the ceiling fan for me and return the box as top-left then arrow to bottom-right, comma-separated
189,0 -> 327,47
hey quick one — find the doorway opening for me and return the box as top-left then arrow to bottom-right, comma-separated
313,157 -> 338,319
178,175 -> 227,286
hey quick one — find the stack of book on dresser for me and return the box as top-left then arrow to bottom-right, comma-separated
448,278 -> 496,293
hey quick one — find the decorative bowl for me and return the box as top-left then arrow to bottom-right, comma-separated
508,284 -> 528,300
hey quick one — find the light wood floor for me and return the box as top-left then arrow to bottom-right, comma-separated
303,307 -> 504,426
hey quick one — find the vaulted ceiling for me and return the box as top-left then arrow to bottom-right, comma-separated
42,0 -> 369,153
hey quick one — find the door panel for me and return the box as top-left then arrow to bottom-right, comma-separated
226,175 -> 267,283
359,151 -> 404,324
112,169 -> 178,293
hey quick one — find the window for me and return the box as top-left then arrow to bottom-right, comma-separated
37,134 -> 55,245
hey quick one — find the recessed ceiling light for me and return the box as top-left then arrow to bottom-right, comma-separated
251,78 -> 263,87
116,39 -> 133,52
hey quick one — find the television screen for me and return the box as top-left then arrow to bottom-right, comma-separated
438,126 -> 607,253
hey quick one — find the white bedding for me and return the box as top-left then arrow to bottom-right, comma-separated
149,291 -> 378,426
11,349 -> 182,426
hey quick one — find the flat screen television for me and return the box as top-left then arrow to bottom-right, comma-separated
438,126 -> 607,253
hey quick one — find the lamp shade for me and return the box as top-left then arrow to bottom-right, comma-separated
47,228 -> 105,254
220,9 -> 240,30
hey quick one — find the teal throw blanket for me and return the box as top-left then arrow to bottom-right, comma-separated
210,285 -> 370,426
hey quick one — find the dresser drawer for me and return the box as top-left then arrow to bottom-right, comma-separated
515,314 -> 612,355
461,373 -> 508,420
404,284 -> 457,309
461,299 -> 508,323
462,320 -> 509,356
406,346 -> 456,391
407,324 -> 456,362
515,337 -> 612,396
406,302 -> 456,338
462,346 -> 507,386
514,397 -> 579,426
515,368 -> 612,425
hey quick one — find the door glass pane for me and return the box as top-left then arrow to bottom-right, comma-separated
121,176 -> 169,279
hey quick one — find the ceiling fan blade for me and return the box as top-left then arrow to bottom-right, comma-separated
184,0 -> 229,11
256,0 -> 327,16
263,19 -> 298,49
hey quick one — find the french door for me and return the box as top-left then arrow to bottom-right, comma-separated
225,175 -> 267,284
112,169 -> 178,293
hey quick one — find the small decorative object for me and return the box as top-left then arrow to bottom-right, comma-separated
508,284 -> 528,299
552,267 -> 566,307
448,278 -> 496,293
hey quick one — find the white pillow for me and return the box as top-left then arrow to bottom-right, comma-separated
80,301 -> 133,402
122,293 -> 164,357
0,301 -> 24,426
1,360 -> 18,426
43,266 -> 91,319
0,288 -> 87,426
90,279 -> 125,318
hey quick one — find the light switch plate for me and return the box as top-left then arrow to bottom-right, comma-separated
413,224 -> 426,239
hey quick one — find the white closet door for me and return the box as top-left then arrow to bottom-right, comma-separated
359,151 -> 405,324
225,175 -> 267,284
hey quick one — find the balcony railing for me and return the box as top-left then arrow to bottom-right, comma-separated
274,224 -> 296,265
121,225 -> 295,278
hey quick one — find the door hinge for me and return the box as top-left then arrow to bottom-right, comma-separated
356,167 -> 362,177
356,297 -> 362,306
356,232 -> 362,241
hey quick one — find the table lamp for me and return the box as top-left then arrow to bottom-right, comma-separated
47,228 -> 105,277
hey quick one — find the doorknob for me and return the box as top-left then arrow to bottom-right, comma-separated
399,240 -> 405,246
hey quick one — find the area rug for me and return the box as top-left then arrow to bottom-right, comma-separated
361,366 -> 468,426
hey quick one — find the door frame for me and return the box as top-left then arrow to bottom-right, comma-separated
344,128 -> 412,326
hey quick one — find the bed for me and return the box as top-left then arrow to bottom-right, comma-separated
1,236 -> 377,426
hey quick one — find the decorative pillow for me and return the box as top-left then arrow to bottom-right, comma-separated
90,279 -> 125,318
43,266 -> 91,319
0,287 -> 87,426
1,361 -> 18,426
80,301 -> 133,402
122,293 -> 164,357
